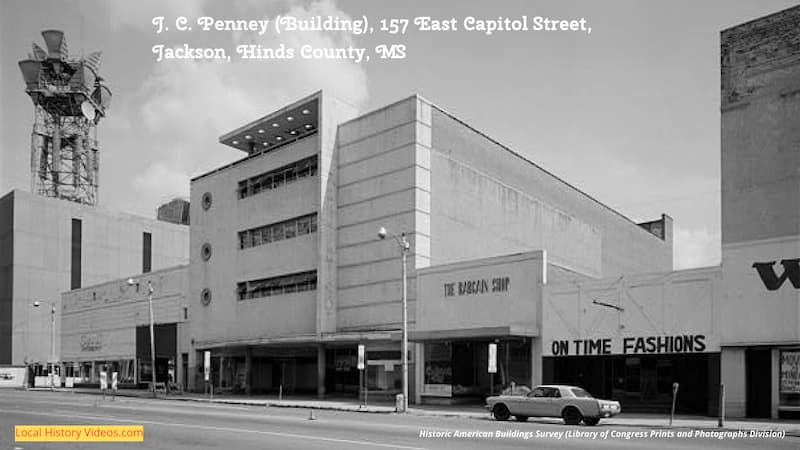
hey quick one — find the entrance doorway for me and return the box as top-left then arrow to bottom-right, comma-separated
745,348 -> 771,418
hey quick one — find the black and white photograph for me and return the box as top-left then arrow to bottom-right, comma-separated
0,0 -> 799,448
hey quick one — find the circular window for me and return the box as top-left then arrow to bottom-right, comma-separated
201,192 -> 212,210
201,288 -> 211,306
201,243 -> 212,261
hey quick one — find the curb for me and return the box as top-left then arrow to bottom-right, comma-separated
174,396 -> 398,414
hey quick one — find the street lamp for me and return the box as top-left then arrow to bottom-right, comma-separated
32,300 -> 56,389
377,226 -> 410,412
128,278 -> 156,397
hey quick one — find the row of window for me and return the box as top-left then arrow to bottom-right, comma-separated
239,213 -> 317,249
238,155 -> 318,199
237,271 -> 318,300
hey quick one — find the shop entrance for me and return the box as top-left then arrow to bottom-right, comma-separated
422,339 -> 532,403
544,354 -> 719,415
746,348 -> 771,418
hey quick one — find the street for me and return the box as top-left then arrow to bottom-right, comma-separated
0,391 -> 796,449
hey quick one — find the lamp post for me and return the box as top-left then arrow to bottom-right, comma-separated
128,278 -> 156,397
377,226 -> 410,412
32,300 -> 56,390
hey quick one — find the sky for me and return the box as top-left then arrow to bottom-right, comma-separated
1,0 -> 798,270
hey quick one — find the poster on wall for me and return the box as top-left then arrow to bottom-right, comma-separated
0,367 -> 27,388
780,351 -> 800,393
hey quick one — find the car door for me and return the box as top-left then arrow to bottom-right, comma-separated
522,387 -> 548,417
545,387 -> 564,417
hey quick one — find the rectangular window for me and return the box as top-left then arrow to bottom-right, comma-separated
272,223 -> 284,242
297,217 -> 310,235
237,155 -> 318,199
237,271 -> 317,300
284,222 -> 296,239
238,214 -> 317,251
143,232 -> 152,273
71,218 -> 82,289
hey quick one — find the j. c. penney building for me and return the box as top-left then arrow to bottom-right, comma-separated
52,5 -> 800,419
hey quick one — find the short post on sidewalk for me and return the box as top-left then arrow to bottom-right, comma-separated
670,382 -> 679,427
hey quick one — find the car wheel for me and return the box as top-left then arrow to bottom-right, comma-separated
583,417 -> 600,426
561,407 -> 582,426
514,415 -> 528,422
493,404 -> 511,421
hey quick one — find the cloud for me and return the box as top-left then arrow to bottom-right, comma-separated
673,226 -> 721,270
86,0 -> 208,32
132,162 -> 190,203
94,0 -> 369,214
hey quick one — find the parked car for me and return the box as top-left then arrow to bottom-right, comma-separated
486,384 -> 621,425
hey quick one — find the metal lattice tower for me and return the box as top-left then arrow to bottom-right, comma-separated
18,30 -> 112,206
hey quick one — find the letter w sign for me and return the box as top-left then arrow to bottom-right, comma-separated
753,259 -> 800,291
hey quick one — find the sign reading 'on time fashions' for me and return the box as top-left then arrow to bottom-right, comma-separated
549,334 -> 708,356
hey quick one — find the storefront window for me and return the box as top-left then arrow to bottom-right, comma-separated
366,351 -> 402,392
424,343 -> 452,397
780,350 -> 800,407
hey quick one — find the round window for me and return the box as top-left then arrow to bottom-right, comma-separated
201,243 -> 212,261
201,288 -> 211,306
201,192 -> 212,210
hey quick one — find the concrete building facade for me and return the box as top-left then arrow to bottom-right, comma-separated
536,4 -> 800,419
186,91 -> 672,401
541,267 -> 722,415
0,189 -> 189,376
60,265 -> 189,388
718,6 -> 800,419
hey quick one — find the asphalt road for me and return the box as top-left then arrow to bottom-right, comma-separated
0,391 -> 795,449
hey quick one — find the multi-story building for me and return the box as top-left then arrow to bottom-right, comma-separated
59,265 -> 189,388
538,4 -> 800,419
718,5 -> 800,419
0,189 -> 189,377
187,91 -> 673,400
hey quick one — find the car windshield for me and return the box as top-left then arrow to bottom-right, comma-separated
570,388 -> 593,398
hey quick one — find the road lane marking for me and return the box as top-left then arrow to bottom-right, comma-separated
3,409 -> 429,450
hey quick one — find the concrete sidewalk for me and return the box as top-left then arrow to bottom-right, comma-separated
28,387 -> 800,436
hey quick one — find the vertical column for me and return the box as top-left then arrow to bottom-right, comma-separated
721,348 -> 746,417
317,344 -> 326,399
771,348 -> 780,419
531,338 -> 542,388
244,347 -> 252,396
218,356 -> 224,390
414,343 -> 424,405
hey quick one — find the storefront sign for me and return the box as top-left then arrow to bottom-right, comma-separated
423,384 -> 452,397
0,368 -> 25,388
444,276 -> 510,297
549,334 -> 707,356
203,351 -> 211,382
780,351 -> 800,393
80,333 -> 102,351
752,259 -> 800,291
357,344 -> 365,370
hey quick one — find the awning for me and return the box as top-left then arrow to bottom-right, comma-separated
409,324 -> 538,342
